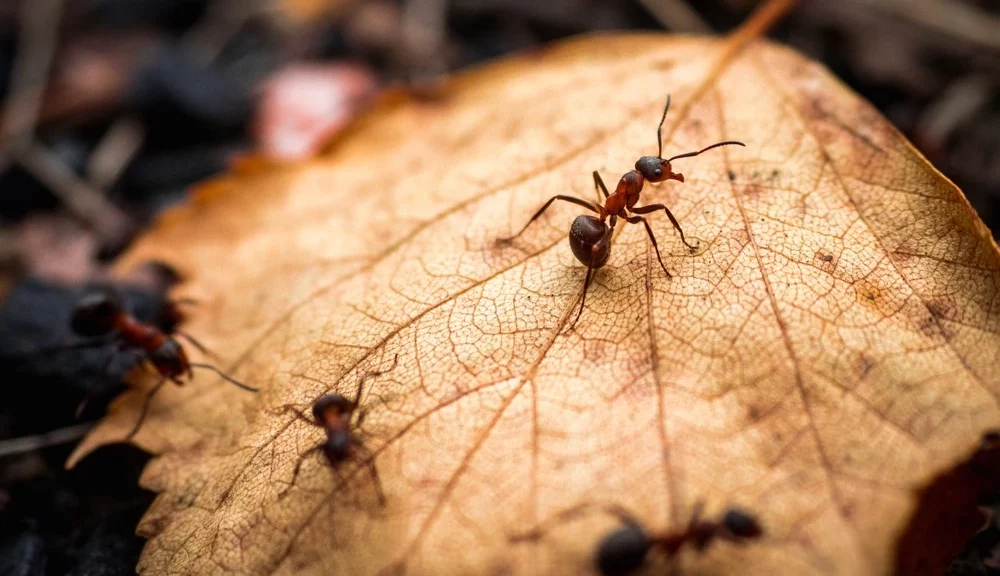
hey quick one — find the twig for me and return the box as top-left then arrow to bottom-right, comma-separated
0,0 -> 63,149
182,0 -> 262,65
852,0 -> 1000,52
15,142 -> 134,245
401,0 -> 449,80
87,114 -> 146,191
86,0 -> 260,192
917,75 -> 991,148
727,0 -> 799,52
0,423 -> 93,458
637,0 -> 713,34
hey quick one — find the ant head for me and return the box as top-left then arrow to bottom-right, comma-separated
596,523 -> 651,576
721,508 -> 763,541
313,393 -> 353,421
568,215 -> 612,269
149,339 -> 187,379
635,156 -> 671,183
71,291 -> 122,336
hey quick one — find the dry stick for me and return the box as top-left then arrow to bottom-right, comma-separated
86,0 -> 259,193
0,0 -> 136,245
0,423 -> 93,458
15,142 -> 134,243
87,115 -> 146,192
0,0 -> 63,150
637,0 -> 713,34
401,0 -> 449,80
182,0 -> 261,65
727,0 -> 799,52
856,0 -> 1000,52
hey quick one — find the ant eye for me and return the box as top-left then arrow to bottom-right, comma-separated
654,168 -> 662,177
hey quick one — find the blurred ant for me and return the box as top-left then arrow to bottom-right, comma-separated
498,95 -> 744,328
596,504 -> 763,576
69,290 -> 257,438
510,502 -> 762,576
275,354 -> 399,505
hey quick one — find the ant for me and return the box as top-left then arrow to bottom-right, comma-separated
69,289 -> 257,438
274,354 -> 399,505
596,504 -> 763,576
498,95 -> 744,328
509,502 -> 762,576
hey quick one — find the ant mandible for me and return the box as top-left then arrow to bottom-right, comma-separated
275,354 -> 399,505
499,95 -> 744,328
596,504 -> 763,576
69,290 -> 258,438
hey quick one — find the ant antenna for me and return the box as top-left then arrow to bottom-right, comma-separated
175,330 -> 211,356
352,354 -> 400,405
667,140 -> 745,163
656,95 -> 670,159
189,362 -> 259,391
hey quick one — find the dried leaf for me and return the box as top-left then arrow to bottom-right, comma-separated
68,33 -> 1000,576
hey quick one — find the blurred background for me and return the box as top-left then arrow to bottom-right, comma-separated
0,1 -> 997,574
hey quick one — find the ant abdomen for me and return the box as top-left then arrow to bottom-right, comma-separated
70,292 -> 122,337
324,430 -> 352,461
569,215 -> 611,269
597,523 -> 651,576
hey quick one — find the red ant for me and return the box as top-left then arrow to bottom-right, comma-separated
274,355 -> 399,505
499,95 -> 744,328
510,502 -> 762,576
69,289 -> 257,438
596,504 -> 763,576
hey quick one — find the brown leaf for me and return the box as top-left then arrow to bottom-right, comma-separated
68,32 -> 1000,576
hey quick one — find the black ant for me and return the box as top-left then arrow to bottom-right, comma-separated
274,355 -> 399,505
596,505 -> 763,576
509,502 -> 762,576
69,289 -> 257,438
499,95 -> 744,328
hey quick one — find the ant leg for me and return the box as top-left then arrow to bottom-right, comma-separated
355,406 -> 369,429
567,266 -> 594,331
125,376 -> 168,440
280,444 -> 323,498
509,502 -> 640,543
272,404 -> 317,426
657,94 -> 671,158
351,439 -> 386,506
175,330 -> 211,356
351,354 -> 399,406
592,170 -> 610,200
687,501 -> 705,532
498,195 -> 602,243
630,203 -> 698,251
189,362 -> 258,392
624,215 -> 673,278
75,348 -> 120,418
